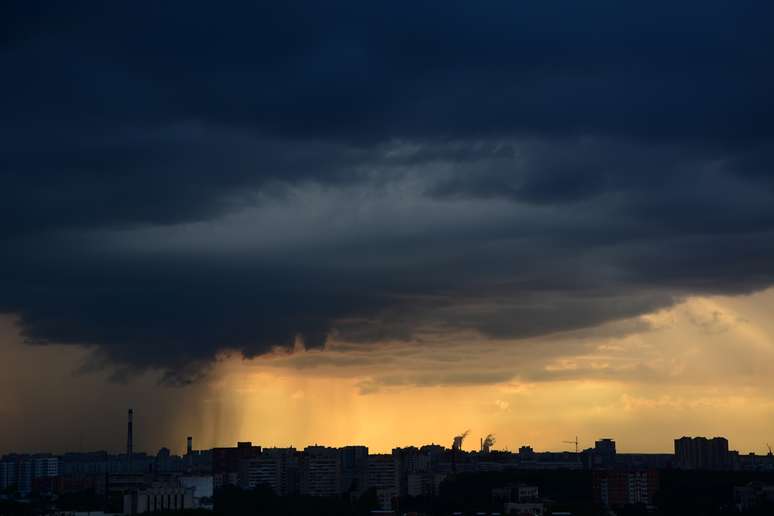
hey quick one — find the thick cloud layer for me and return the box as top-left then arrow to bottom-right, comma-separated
2,1 -> 774,381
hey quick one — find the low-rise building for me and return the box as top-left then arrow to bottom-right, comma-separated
178,476 -> 214,509
734,482 -> 774,512
122,482 -> 193,514
504,501 -> 545,515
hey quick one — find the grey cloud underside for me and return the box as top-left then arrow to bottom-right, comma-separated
2,1 -> 774,381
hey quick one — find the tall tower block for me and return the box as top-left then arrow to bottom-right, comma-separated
127,409 -> 134,466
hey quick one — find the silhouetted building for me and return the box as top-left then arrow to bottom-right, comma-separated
614,453 -> 673,470
492,484 -> 540,504
240,455 -> 281,492
368,454 -> 397,511
674,436 -> 730,470
595,438 -> 616,468
212,442 -> 261,487
300,446 -> 340,496
503,501 -> 545,515
0,455 -> 60,495
518,446 -> 536,460
186,449 -> 213,474
494,484 -> 544,515
580,439 -> 618,470
393,446 -> 449,498
60,450 -> 154,477
127,409 -> 134,469
405,472 -> 430,497
738,451 -> 774,472
339,445 -> 368,495
734,482 -> 774,511
0,459 -> 17,492
179,475 -> 214,509
527,451 -> 581,470
239,447 -> 298,495
393,447 -> 427,496
122,481 -> 194,514
33,456 -> 59,478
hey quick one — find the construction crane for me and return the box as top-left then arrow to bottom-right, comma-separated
563,436 -> 579,453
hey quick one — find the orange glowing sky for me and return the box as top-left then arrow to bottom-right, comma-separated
3,288 -> 774,456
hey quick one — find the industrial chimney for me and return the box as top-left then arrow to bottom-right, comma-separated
187,436 -> 193,455
127,409 -> 134,468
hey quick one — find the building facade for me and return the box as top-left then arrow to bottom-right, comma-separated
592,470 -> 659,507
300,446 -> 340,497
122,483 -> 194,514
674,436 -> 730,470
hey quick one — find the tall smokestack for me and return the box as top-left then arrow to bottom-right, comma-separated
127,409 -> 133,467
187,436 -> 193,455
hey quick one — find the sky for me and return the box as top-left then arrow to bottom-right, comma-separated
2,2 -> 774,455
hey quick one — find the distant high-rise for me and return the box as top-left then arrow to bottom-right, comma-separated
674,436 -> 730,470
127,409 -> 134,466
367,454 -> 398,511
582,438 -> 617,469
239,447 -> 299,496
339,446 -> 368,495
595,438 -> 616,465
212,442 -> 261,488
518,446 -> 536,460
300,446 -> 340,497
187,436 -> 193,455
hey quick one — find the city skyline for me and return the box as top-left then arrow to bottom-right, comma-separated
5,411 -> 772,481
1,434 -> 764,462
4,422 -> 774,513
1,402 -> 771,459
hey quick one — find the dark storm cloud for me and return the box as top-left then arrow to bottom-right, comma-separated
2,1 -> 774,380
